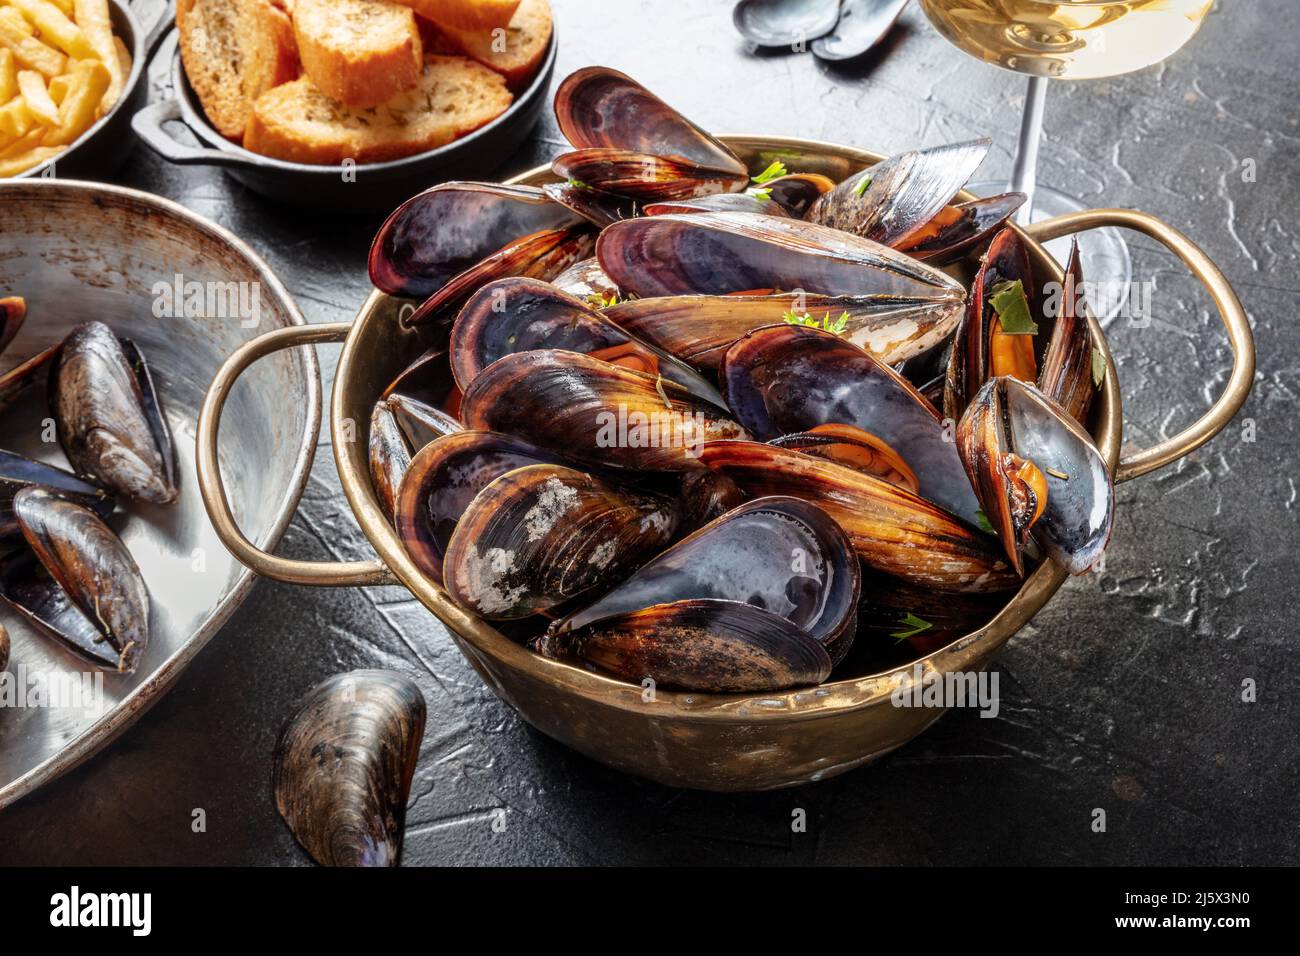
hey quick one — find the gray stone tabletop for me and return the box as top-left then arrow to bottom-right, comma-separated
0,0 -> 1294,866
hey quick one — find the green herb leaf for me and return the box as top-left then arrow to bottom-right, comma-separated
852,174 -> 873,197
752,160 -> 787,185
749,187 -> 773,202
587,291 -> 621,309
1091,344 -> 1106,386
988,279 -> 1038,335
566,177 -> 593,191
974,509 -> 996,535
891,612 -> 933,642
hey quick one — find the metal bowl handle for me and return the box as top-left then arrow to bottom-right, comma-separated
1024,208 -> 1255,484
132,98 -> 250,168
196,323 -> 396,587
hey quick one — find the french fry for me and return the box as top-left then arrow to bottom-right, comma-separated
0,143 -> 61,176
7,0 -> 98,60
17,69 -> 58,124
47,0 -> 75,14
0,15 -> 66,77
0,49 -> 15,102
74,0 -> 121,108
0,7 -> 35,35
0,124 -> 44,158
48,69 -> 69,104
105,33 -> 129,112
42,56 -> 107,145
0,96 -> 32,137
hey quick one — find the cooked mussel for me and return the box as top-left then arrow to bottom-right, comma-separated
550,256 -> 622,303
273,670 -> 427,867
721,323 -> 980,521
384,393 -> 462,452
52,321 -> 178,505
0,344 -> 58,412
0,449 -> 115,545
0,622 -> 8,673
549,496 -> 860,667
443,463 -> 678,619
900,192 -> 1027,265
0,486 -> 148,672
770,423 -> 919,493
643,192 -> 791,218
1037,239 -> 1098,426
761,173 -> 836,217
543,182 -> 641,229
699,441 -> 1018,592
369,401 -> 411,525
553,149 -> 744,203
460,349 -> 747,473
957,376 -> 1113,575
449,277 -> 723,404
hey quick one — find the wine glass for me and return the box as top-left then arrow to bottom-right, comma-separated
917,0 -> 1215,321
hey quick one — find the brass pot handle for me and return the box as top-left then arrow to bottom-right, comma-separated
196,323 -> 396,587
1024,209 -> 1255,484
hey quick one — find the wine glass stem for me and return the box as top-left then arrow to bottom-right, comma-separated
1009,76 -> 1049,225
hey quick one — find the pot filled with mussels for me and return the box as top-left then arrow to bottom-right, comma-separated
199,67 -> 1254,791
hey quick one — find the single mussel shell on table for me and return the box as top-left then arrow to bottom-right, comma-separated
900,193 -> 1027,265
449,277 -> 723,404
552,149 -> 746,203
958,376 -> 1113,575
443,463 -> 678,620
807,138 -> 992,248
369,401 -> 411,525
459,349 -> 748,473
554,66 -> 749,186
732,0 -> 840,47
1037,239 -> 1098,426
699,441 -> 1018,593
721,323 -> 980,522
550,256 -> 622,303
0,449 -> 115,544
368,183 -> 594,326
52,321 -> 179,505
0,295 -> 26,355
542,182 -> 641,229
548,495 -> 860,669
395,430 -> 584,586
273,670 -> 426,867
0,486 -> 148,672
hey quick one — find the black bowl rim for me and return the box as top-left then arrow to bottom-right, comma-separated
13,0 -> 148,180
164,24 -> 559,176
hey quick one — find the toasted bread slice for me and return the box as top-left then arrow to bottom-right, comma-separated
435,0 -> 550,88
244,54 -> 512,165
293,0 -> 423,108
178,0 -> 299,139
398,0 -> 519,33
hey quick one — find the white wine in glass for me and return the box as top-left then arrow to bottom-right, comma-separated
918,0 -> 1215,319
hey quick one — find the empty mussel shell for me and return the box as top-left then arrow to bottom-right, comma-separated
721,324 -> 980,521
1,486 -> 149,672
384,393 -> 462,452
0,449 -> 115,544
51,322 -> 178,505
537,598 -> 832,693
459,349 -> 747,473
960,377 -> 1113,575
733,0 -> 840,48
450,277 -> 723,404
273,670 -> 427,867
1037,239 -> 1097,426
811,0 -> 909,61
369,401 -> 411,525
644,192 -> 791,218
542,182 -> 641,229
552,495 -> 860,665
444,463 -> 678,619
699,441 -> 1018,592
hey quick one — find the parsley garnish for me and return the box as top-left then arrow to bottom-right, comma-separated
783,309 -> 850,336
752,160 -> 787,185
974,509 -> 996,535
988,279 -> 1038,335
852,174 -> 873,197
891,612 -> 933,642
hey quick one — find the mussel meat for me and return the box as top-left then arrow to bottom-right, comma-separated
273,670 -> 427,867
900,192 -> 1027,265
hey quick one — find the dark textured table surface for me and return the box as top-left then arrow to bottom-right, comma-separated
1,0 -> 1294,866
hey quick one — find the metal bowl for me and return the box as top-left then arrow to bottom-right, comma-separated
10,0 -> 171,181
131,26 -> 558,213
198,136 -> 1254,791
0,180 -> 319,807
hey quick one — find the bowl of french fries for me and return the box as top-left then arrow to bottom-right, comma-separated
0,0 -> 166,179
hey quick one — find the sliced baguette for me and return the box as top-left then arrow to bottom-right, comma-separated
244,54 -> 512,165
177,0 -> 299,139
293,0 -> 423,108
435,0 -> 550,88
398,0 -> 519,32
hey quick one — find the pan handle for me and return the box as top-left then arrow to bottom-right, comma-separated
1024,209 -> 1255,484
196,323 -> 397,587
132,97 -> 249,168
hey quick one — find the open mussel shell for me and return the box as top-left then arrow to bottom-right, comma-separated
450,277 -> 723,404
960,377 -> 1113,575
1037,239 -> 1097,426
368,182 -> 587,301
369,402 -> 411,525
699,441 -> 1018,593
732,0 -> 840,48
396,430 -> 578,586
644,192 -> 790,218
0,622 -> 8,672
273,670 -> 426,867
811,0 -> 909,61
554,66 -> 746,179
538,598 -> 832,693
1,486 -> 148,672
552,149 -> 746,202
550,256 -> 622,302
444,463 -> 678,620
543,182 -> 640,229
52,321 -> 178,505
0,343 -> 58,412
597,211 -> 965,301
0,295 -> 26,355
902,193 -> 1027,265
606,292 -> 961,370
762,173 -> 836,217
552,495 -> 860,666
944,226 -> 1037,422
460,349 -> 748,473
677,469 -> 747,531
0,449 -> 115,544
770,423 -> 919,493
722,324 -> 981,521
384,393 -> 462,452
808,139 -> 992,248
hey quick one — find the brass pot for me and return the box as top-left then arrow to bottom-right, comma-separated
196,137 -> 1254,791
